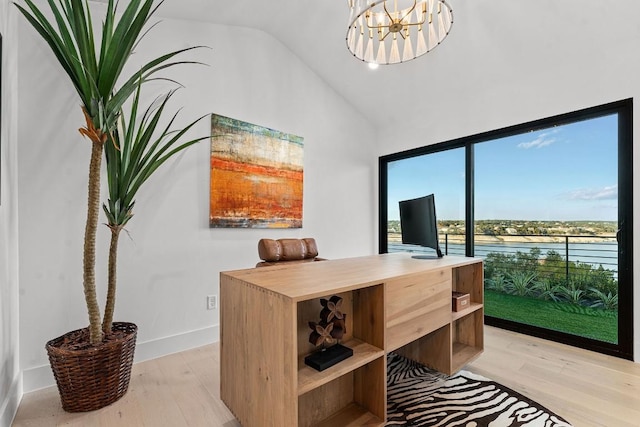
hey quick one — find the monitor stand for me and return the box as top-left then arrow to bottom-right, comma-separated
411,248 -> 444,260
411,254 -> 441,260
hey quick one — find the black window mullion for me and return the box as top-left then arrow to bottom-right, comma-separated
617,99 -> 634,359
378,157 -> 388,254
465,142 -> 474,257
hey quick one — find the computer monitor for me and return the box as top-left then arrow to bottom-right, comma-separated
398,194 -> 444,259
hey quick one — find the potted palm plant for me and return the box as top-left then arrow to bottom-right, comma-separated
16,0 -> 203,412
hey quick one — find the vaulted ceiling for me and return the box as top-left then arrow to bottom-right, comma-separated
153,1 -> 640,139
156,0 -> 467,131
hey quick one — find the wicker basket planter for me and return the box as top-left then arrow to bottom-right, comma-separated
46,322 -> 138,412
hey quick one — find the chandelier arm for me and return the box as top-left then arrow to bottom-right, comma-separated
382,1 -> 394,23
364,11 -> 374,30
399,20 -> 425,28
398,0 -> 418,24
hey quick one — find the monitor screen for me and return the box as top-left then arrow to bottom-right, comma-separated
398,194 -> 443,258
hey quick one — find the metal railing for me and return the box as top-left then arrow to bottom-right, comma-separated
388,232 -> 618,279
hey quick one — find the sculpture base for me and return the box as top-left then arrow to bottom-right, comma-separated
304,344 -> 353,372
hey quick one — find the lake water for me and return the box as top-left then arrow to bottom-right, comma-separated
389,240 -> 618,272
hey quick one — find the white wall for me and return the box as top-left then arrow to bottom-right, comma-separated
17,15 -> 376,391
377,2 -> 640,359
0,0 -> 21,424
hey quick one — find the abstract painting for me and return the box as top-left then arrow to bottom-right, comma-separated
210,114 -> 303,228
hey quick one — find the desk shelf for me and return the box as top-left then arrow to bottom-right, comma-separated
298,339 -> 384,396
451,302 -> 483,322
312,403 -> 384,427
452,342 -> 483,373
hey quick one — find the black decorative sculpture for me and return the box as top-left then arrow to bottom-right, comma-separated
305,296 -> 353,371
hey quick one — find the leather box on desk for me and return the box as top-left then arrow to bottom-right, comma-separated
452,291 -> 470,312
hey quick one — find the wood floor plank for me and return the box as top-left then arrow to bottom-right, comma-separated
13,327 -> 640,427
467,327 -> 640,427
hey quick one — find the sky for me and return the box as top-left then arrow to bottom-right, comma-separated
387,114 -> 618,221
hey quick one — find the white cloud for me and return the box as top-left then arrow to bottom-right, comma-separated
566,185 -> 618,201
517,129 -> 560,149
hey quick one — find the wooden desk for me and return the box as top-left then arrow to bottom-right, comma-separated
220,253 -> 483,427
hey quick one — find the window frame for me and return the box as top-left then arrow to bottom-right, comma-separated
378,98 -> 634,360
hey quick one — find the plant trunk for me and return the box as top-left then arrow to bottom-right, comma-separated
84,139 -> 104,345
102,226 -> 122,335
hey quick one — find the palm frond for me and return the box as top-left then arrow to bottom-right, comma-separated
103,88 -> 207,227
16,0 -> 203,134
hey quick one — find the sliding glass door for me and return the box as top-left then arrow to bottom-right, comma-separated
379,99 -> 633,359
475,114 -> 621,346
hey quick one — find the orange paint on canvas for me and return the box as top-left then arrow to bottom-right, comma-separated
210,157 -> 303,182
210,114 -> 304,228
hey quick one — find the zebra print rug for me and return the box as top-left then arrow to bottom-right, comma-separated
387,353 -> 573,427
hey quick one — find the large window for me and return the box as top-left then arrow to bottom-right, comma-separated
379,100 -> 633,360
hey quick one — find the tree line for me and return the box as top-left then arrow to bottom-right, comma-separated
387,220 -> 617,236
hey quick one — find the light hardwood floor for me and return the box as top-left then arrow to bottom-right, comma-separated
13,326 -> 640,426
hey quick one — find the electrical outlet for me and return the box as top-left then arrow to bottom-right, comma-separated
207,295 -> 217,310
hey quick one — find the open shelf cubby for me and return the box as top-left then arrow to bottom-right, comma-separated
452,261 -> 484,306
450,259 -> 484,373
298,357 -> 385,427
296,284 -> 386,426
452,309 -> 484,372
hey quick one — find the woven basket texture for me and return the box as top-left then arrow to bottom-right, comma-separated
46,322 -> 138,412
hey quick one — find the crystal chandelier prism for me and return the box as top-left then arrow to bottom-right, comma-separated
347,0 -> 453,65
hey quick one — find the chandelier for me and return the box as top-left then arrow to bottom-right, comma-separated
346,0 -> 453,65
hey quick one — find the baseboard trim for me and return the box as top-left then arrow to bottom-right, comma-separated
22,324 -> 219,393
134,324 -> 220,363
0,373 -> 22,427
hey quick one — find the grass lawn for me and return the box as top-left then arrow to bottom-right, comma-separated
484,290 -> 618,343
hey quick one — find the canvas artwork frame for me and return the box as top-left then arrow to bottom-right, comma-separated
210,114 -> 303,228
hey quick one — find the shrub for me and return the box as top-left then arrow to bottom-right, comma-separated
485,274 -> 508,293
505,271 -> 537,296
531,279 -> 562,302
483,247 -> 618,308
557,286 -> 587,305
588,288 -> 619,310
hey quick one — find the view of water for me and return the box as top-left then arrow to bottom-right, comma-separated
389,240 -> 618,272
